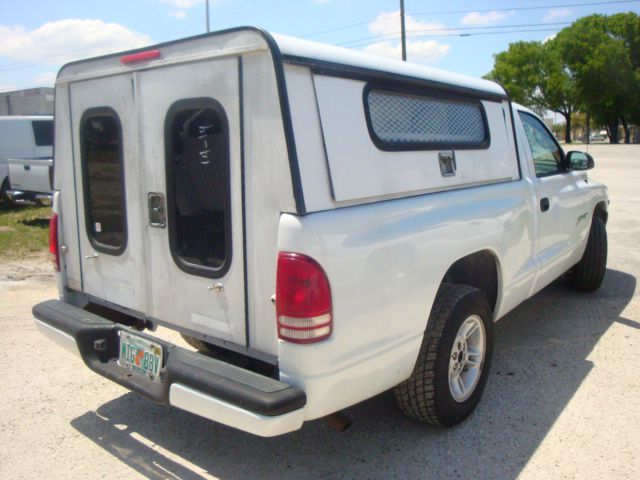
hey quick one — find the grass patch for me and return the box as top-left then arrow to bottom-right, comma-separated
0,205 -> 51,259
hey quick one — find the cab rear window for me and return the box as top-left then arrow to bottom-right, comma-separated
80,108 -> 127,254
32,120 -> 53,147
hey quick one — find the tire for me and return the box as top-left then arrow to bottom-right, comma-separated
568,216 -> 607,292
394,283 -> 493,427
0,177 -> 11,210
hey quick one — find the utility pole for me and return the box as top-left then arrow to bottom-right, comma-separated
206,0 -> 210,33
400,0 -> 407,61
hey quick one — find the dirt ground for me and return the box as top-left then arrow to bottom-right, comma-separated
1,144 -> 639,480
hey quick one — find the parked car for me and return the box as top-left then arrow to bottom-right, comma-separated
0,115 -> 53,206
33,28 -> 608,437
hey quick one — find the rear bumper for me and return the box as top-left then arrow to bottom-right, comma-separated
7,189 -> 52,205
32,299 -> 306,437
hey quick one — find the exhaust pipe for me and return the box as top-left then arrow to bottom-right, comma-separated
323,412 -> 352,432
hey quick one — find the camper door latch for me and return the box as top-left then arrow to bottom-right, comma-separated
208,283 -> 224,293
148,192 -> 166,228
438,151 -> 457,177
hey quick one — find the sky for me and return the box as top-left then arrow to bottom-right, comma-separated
0,0 -> 638,93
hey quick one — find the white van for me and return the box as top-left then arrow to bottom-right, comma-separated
33,28 -> 608,436
0,115 -> 53,205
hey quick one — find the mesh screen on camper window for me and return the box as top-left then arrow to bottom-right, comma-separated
367,90 -> 487,148
81,111 -> 126,252
166,99 -> 230,277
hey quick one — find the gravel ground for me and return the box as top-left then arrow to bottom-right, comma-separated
1,144 -> 639,479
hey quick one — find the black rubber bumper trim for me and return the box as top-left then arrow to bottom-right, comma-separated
33,299 -> 306,416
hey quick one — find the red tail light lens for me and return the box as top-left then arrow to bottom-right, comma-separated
49,213 -> 60,272
276,252 -> 332,344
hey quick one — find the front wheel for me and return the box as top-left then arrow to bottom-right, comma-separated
394,283 -> 493,427
568,216 -> 607,292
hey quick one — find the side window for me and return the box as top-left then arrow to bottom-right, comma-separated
80,108 -> 127,254
518,111 -> 564,177
165,98 -> 231,278
32,120 -> 53,147
365,88 -> 489,150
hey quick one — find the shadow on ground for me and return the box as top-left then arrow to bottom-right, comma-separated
20,217 -> 49,228
71,269 -> 637,480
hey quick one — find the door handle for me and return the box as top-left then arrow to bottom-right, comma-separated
540,197 -> 550,212
24,165 -> 31,171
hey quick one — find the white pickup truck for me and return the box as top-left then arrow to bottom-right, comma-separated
33,28 -> 608,437
0,116 -> 54,206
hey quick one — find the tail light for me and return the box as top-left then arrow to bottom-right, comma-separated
276,252 -> 332,344
49,213 -> 60,272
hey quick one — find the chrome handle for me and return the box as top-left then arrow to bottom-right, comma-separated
208,282 -> 224,293
84,253 -> 99,260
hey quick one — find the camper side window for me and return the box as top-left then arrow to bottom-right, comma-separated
80,109 -> 127,254
365,88 -> 489,151
165,98 -> 231,278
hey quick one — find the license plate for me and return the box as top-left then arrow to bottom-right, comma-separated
118,331 -> 163,383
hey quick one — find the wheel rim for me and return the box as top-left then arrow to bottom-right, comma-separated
448,314 -> 486,403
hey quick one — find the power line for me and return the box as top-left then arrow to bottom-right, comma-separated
344,28 -> 565,49
336,21 -> 574,47
412,0 -> 640,16
299,0 -> 639,40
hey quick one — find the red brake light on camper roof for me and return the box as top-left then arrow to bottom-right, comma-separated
120,50 -> 161,65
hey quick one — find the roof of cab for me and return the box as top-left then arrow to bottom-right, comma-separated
56,27 -> 506,98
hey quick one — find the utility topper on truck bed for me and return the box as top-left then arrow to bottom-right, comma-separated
34,27 -> 609,436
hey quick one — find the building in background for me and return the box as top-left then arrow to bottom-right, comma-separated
0,88 -> 54,116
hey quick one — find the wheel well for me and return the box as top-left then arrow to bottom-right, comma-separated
594,201 -> 608,224
442,250 -> 499,312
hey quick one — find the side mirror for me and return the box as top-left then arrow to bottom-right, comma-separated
567,151 -> 595,171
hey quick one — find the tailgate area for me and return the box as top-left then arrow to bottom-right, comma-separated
33,299 -> 306,436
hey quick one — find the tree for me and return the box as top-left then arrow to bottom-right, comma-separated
485,41 -> 577,143
554,14 -> 637,143
608,13 -> 640,140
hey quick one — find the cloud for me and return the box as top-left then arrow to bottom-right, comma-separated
370,11 -> 447,38
365,11 -> 450,62
0,19 -> 151,65
314,0 -> 332,3
543,33 -> 557,43
170,10 -> 188,19
364,40 -> 450,62
158,0 -> 203,8
543,8 -> 572,22
460,11 -> 512,27
33,71 -> 56,86
0,84 -> 17,93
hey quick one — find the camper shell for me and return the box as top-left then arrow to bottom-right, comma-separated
33,27 -> 608,437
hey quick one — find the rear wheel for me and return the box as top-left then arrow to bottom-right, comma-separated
394,283 -> 493,427
568,216 -> 607,292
